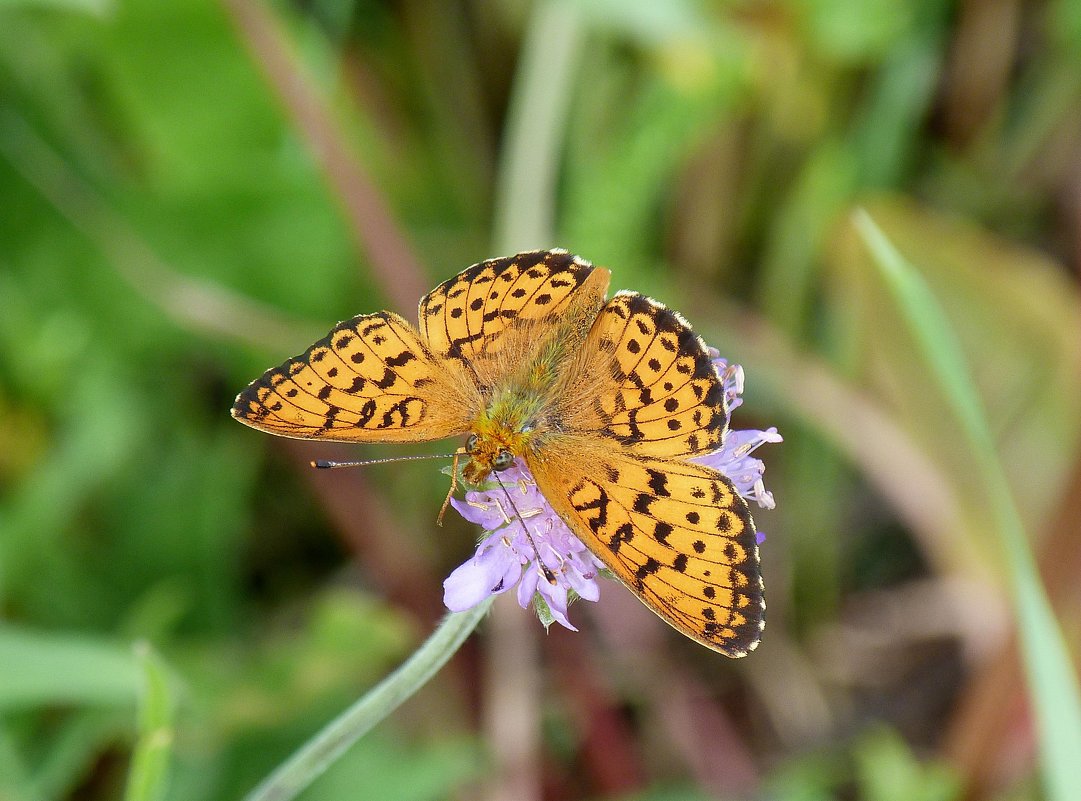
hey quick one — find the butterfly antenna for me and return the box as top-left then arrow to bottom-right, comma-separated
310,453 -> 455,469
493,472 -> 558,586
436,449 -> 465,527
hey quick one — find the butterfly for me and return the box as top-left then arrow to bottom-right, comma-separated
232,250 -> 764,656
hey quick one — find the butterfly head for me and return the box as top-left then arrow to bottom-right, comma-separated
461,429 -> 525,484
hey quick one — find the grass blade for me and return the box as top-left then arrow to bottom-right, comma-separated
123,642 -> 175,801
0,627 -> 138,710
492,0 -> 585,253
854,209 -> 1081,801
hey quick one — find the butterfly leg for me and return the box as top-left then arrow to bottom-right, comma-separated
437,448 -> 467,526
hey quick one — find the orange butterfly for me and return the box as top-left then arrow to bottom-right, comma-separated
232,250 -> 765,656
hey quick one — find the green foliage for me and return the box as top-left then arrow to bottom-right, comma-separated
857,212 -> 1081,801
852,728 -> 960,801
2,0 -> 1079,799
0,627 -> 139,710
765,728 -> 960,801
124,643 -> 175,801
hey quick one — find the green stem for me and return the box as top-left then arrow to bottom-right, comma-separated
243,600 -> 492,801
123,643 -> 174,801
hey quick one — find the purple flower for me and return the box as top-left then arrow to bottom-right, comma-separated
701,354 -> 783,544
443,356 -> 781,629
443,461 -> 604,630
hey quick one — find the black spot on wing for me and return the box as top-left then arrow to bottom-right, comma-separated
654,521 -> 672,544
373,367 -> 398,390
633,558 -> 662,589
609,522 -> 634,553
385,351 -> 416,368
646,468 -> 669,497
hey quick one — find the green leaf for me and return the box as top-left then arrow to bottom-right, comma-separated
124,642 -> 175,801
853,726 -> 960,801
0,626 -> 138,710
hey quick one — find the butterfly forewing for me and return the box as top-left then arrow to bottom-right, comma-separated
530,449 -> 764,656
232,311 -> 472,443
418,250 -> 601,363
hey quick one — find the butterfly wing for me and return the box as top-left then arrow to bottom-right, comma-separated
531,287 -> 764,655
232,250 -> 609,444
418,250 -> 608,363
232,311 -> 474,442
570,291 -> 727,458
529,445 -> 764,656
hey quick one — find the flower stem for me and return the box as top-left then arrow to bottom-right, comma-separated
243,599 -> 493,801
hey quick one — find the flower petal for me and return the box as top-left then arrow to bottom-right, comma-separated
537,580 -> 576,631
443,532 -> 523,610
694,426 -> 782,509
449,496 -> 508,530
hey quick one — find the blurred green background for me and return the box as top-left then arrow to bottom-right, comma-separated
2,1 -> 1080,799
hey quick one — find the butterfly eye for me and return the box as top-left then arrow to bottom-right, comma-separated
465,434 -> 479,453
492,450 -> 514,471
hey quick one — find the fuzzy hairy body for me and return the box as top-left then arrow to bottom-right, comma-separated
460,267 -> 609,482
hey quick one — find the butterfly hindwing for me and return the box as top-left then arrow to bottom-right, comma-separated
232,311 -> 471,442
530,446 -> 764,656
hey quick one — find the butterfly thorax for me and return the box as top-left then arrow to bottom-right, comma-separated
461,364 -> 562,483
460,274 -> 609,484
461,308 -> 594,483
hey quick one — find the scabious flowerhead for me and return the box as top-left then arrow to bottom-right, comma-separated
442,353 -> 782,630
442,461 -> 604,630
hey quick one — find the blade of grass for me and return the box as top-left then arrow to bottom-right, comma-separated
123,642 -> 175,801
243,601 -> 492,801
491,0 -> 585,253
854,209 -> 1081,801
484,5 -> 588,801
488,3 -> 592,795
0,626 -> 139,710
